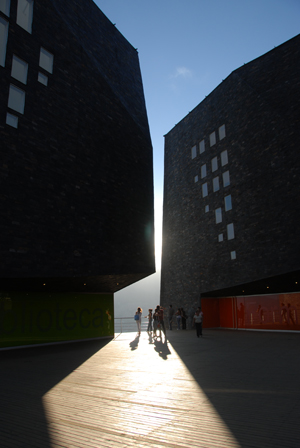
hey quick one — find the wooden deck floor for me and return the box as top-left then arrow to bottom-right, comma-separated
1,329 -> 300,447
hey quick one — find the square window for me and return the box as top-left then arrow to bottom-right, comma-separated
231,251 -> 236,260
39,47 -> 54,74
38,71 -> 48,86
199,139 -> 205,154
227,223 -> 235,240
194,175 -> 198,183
6,112 -> 18,128
210,131 -> 216,147
211,156 -> 218,172
16,0 -> 34,34
223,170 -> 230,187
215,207 -> 222,224
205,205 -> 209,213
224,194 -> 232,211
219,124 -> 226,140
201,164 -> 206,179
11,55 -> 28,84
8,84 -> 25,114
221,150 -> 228,166
191,145 -> 197,159
218,234 -> 223,242
202,183 -> 208,198
213,176 -> 220,192
0,0 -> 10,16
0,17 -> 8,67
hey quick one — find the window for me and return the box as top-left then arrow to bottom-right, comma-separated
8,84 -> 25,114
201,164 -> 206,179
205,205 -> 209,213
0,0 -> 10,16
215,207 -> 222,224
6,112 -> 18,128
39,47 -> 54,73
223,170 -> 230,187
224,194 -> 232,211
227,223 -> 235,240
16,0 -> 34,33
199,139 -> 205,154
211,156 -> 218,172
221,150 -> 228,166
38,71 -> 48,86
194,175 -> 198,183
210,131 -> 216,147
218,234 -> 223,242
231,251 -> 236,260
0,17 -> 8,67
11,55 -> 28,84
191,145 -> 197,159
213,176 -> 220,192
202,183 -> 208,198
219,124 -> 226,140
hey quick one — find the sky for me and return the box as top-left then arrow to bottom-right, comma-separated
94,0 -> 299,317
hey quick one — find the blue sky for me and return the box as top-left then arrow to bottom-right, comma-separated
94,0 -> 299,316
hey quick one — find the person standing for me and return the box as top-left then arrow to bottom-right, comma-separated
158,306 -> 166,337
135,307 -> 143,335
168,305 -> 175,330
193,308 -> 204,338
146,308 -> 153,333
175,308 -> 182,330
181,308 -> 187,330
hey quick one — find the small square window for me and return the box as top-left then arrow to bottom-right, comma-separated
202,183 -> 208,198
215,207 -> 222,224
231,251 -> 236,260
6,112 -> 18,128
210,131 -> 216,147
8,84 -> 26,114
201,164 -> 206,179
11,55 -> 28,84
205,205 -> 209,213
0,0 -> 10,16
199,139 -> 205,154
218,234 -> 223,242
194,175 -> 198,183
38,71 -> 48,86
221,150 -> 228,166
0,16 -> 9,67
227,223 -> 235,240
212,156 -> 218,172
213,176 -> 220,192
16,0 -> 34,34
219,124 -> 226,140
223,170 -> 230,187
191,145 -> 197,159
39,47 -> 54,74
224,194 -> 232,211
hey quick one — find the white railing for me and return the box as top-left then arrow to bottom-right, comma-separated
114,317 -> 148,334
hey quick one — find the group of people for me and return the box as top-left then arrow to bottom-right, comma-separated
134,304 -> 204,338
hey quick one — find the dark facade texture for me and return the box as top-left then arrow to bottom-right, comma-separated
161,34 -> 300,310
0,0 -> 155,293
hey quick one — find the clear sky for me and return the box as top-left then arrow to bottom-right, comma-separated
94,0 -> 299,317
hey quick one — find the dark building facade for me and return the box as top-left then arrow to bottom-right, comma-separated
0,0 -> 154,347
161,35 -> 300,331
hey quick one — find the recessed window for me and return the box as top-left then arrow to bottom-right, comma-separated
11,55 -> 28,84
201,164 -> 206,179
38,71 -> 48,86
6,112 -> 18,128
194,175 -> 198,183
39,47 -> 54,74
223,170 -> 230,187
16,0 -> 34,34
218,234 -> 223,242
191,145 -> 197,159
212,156 -> 218,172
210,131 -> 216,147
202,183 -> 208,198
215,207 -> 222,224
227,223 -> 235,240
0,0 -> 10,16
0,17 -> 8,67
199,139 -> 205,154
213,176 -> 220,192
205,205 -> 209,213
224,194 -> 232,211
231,251 -> 236,260
219,124 -> 226,140
8,84 -> 26,114
221,150 -> 228,166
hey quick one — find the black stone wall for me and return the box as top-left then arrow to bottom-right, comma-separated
161,34 -> 300,310
0,0 -> 155,292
